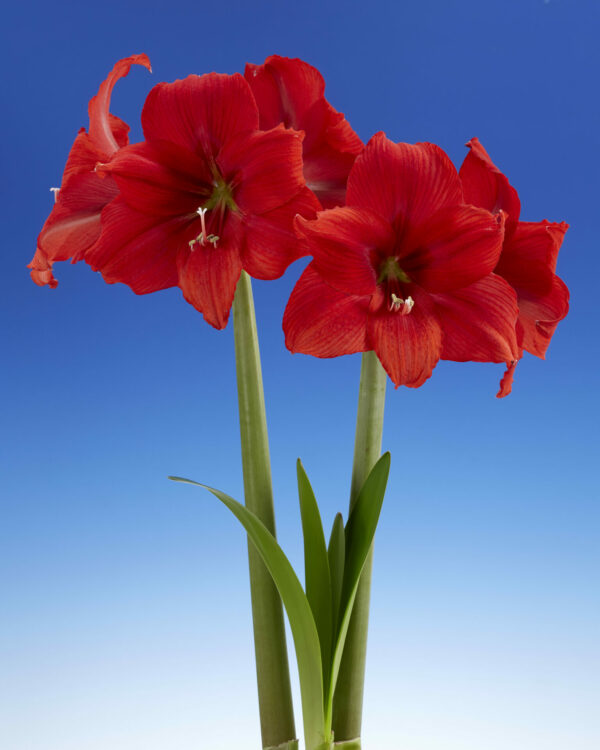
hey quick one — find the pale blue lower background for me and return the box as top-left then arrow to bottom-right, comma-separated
2,0 -> 599,747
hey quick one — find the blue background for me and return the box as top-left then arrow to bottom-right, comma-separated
2,1 -> 599,748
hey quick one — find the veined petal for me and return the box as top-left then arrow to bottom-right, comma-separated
86,197 -> 186,293
294,207 -> 390,296
245,55 -> 326,135
516,275 -> 569,357
498,220 -> 568,275
459,137 -> 521,235
433,274 -> 519,364
283,264 -> 369,357
347,133 -> 462,227
496,220 -> 569,357
177,212 -> 244,329
100,140 -> 212,216
245,56 -> 362,209
142,73 -> 258,158
88,54 -> 151,158
367,286 -> 442,388
242,187 -> 319,279
402,204 -> 504,292
37,172 -> 119,262
218,125 -> 306,215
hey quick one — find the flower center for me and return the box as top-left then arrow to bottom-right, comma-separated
188,178 -> 237,252
377,256 -> 411,284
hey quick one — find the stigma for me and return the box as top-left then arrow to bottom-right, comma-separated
189,207 -> 219,250
389,293 -> 414,315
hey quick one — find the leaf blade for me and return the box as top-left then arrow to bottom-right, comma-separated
297,459 -> 333,688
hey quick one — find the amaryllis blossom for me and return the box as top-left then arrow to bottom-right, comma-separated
245,55 -> 363,209
86,72 -> 318,329
459,137 -> 569,396
284,132 -> 521,391
28,54 -> 151,288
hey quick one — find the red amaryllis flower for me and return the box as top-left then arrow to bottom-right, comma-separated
245,55 -> 363,209
284,132 -> 520,391
86,72 -> 319,329
459,137 -> 569,396
28,54 -> 151,288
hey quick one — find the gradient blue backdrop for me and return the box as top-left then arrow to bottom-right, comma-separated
2,1 -> 599,748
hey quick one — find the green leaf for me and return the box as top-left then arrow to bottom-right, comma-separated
327,512 -> 345,638
325,452 -> 391,713
297,459 -> 333,688
168,476 -> 327,750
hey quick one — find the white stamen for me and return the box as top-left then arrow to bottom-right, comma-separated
50,187 -> 60,202
389,293 -> 414,315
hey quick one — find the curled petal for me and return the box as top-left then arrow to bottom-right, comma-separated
347,133 -> 462,227
497,359 -> 518,398
403,205 -> 504,292
459,137 -> 521,235
283,264 -> 369,357
28,249 -> 58,289
294,207 -> 391,296
367,286 -> 443,388
88,54 -> 151,158
142,73 -> 258,158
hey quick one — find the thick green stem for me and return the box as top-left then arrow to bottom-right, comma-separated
332,351 -> 387,745
233,271 -> 297,749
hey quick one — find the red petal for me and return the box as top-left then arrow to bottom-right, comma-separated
367,286 -> 442,388
294,207 -> 392,296
497,359 -> 518,398
88,54 -> 151,158
37,172 -> 119,261
245,56 -> 362,209
459,137 -> 521,235
283,264 -> 369,356
433,274 -> 519,363
177,213 -> 244,329
347,133 -> 462,227
218,125 -> 306,215
402,205 -> 504,292
28,248 -> 58,289
100,140 -> 212,216
86,197 -> 185,293
141,73 -> 258,159
242,187 -> 319,279
245,55 -> 326,134
496,221 -> 569,357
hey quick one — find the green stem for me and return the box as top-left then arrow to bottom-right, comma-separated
332,351 -> 387,744
233,271 -> 297,749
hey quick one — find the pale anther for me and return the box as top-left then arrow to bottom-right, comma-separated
50,187 -> 60,202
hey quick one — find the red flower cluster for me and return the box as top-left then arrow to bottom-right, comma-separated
30,54 -> 569,395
